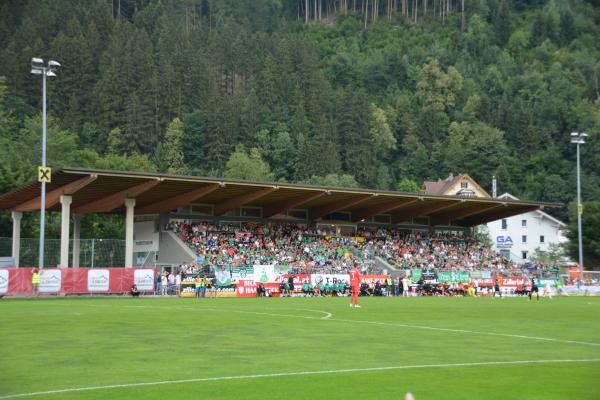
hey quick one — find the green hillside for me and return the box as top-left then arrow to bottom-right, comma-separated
0,0 -> 599,265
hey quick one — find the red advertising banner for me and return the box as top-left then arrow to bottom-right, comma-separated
499,276 -> 527,287
0,268 -> 155,296
470,277 -> 494,287
283,274 -> 312,293
236,280 -> 257,297
360,275 -> 388,285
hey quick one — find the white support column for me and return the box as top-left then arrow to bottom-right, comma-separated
72,214 -> 81,268
125,198 -> 136,268
11,211 -> 22,267
59,195 -> 72,268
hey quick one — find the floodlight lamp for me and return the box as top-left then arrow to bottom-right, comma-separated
46,70 -> 57,77
30,69 -> 42,75
31,57 -> 44,64
581,133 -> 588,138
48,60 -> 61,67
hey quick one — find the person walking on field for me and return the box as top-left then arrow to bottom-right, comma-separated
31,269 -> 40,297
349,266 -> 361,308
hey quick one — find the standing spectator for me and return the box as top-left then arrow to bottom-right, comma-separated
194,275 -> 202,298
155,271 -> 162,296
175,272 -> 181,296
402,276 -> 409,297
167,271 -> 176,295
31,269 -> 40,297
386,276 -> 393,296
161,272 -> 168,296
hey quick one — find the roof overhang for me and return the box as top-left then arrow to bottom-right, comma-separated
0,168 -> 560,227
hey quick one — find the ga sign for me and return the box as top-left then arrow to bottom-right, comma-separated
496,235 -> 513,248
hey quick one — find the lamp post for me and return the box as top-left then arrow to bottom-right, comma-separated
570,132 -> 587,284
31,58 -> 60,269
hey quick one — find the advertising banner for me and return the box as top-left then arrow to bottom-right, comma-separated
437,271 -> 470,283
236,280 -> 257,297
39,269 -> 62,293
311,274 -> 349,287
88,269 -> 110,292
535,278 -> 562,288
470,277 -> 494,287
283,274 -> 312,293
0,268 -> 156,296
134,269 -> 155,291
470,270 -> 492,279
0,269 -> 8,294
499,276 -> 527,287
360,275 -> 388,285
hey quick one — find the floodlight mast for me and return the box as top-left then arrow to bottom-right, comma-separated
570,132 -> 587,285
30,58 -> 60,270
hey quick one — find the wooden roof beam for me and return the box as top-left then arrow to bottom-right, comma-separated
262,191 -> 326,218
136,183 -> 220,214
430,203 -> 506,226
12,175 -> 97,212
351,198 -> 420,222
309,194 -> 374,221
391,200 -> 462,224
214,187 -> 278,216
73,179 -> 161,214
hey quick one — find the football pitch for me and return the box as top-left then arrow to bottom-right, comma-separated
1,296 -> 599,400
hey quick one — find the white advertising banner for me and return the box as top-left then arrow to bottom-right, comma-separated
0,269 -> 8,294
311,274 -> 349,287
134,269 -> 155,291
87,269 -> 110,292
39,269 -> 61,293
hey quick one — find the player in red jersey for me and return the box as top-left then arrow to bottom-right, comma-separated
349,266 -> 361,308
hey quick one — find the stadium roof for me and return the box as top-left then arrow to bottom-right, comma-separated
0,168 -> 559,227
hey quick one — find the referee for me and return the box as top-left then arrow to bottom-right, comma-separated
529,277 -> 539,301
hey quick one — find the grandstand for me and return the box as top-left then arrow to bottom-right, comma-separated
0,167 -> 557,272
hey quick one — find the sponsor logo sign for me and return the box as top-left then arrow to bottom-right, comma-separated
437,271 -> 470,283
134,269 -> 154,291
311,274 -> 349,287
496,236 -> 513,248
360,275 -> 388,285
87,269 -> 110,292
39,269 -> 61,293
499,276 -> 527,287
236,280 -> 257,297
0,269 -> 8,294
470,277 -> 494,287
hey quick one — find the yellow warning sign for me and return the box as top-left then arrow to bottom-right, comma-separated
38,166 -> 51,183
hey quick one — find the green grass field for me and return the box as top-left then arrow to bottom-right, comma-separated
1,296 -> 599,399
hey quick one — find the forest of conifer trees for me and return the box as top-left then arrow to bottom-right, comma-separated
0,0 -> 599,266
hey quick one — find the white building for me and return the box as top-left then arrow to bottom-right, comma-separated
486,193 -> 568,263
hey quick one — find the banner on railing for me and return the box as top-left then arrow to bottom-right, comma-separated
0,268 -> 155,296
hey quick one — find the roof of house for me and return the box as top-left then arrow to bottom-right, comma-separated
497,193 -> 566,227
422,173 -> 490,198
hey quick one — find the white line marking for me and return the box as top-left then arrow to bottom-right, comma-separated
300,309 -> 333,319
44,303 -> 600,347
1,359 -> 597,399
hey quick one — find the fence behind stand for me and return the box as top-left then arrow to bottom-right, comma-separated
0,268 -> 155,296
